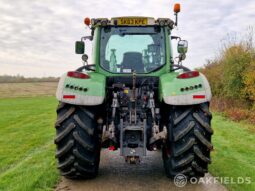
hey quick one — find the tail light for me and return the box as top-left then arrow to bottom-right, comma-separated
63,95 -> 75,99
177,71 -> 199,79
193,95 -> 205,99
67,71 -> 90,79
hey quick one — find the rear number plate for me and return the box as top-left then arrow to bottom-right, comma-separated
117,18 -> 148,26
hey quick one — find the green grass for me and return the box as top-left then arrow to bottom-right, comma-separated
0,97 -> 254,191
209,113 -> 255,191
0,97 -> 59,191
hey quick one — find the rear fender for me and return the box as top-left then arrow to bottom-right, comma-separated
56,72 -> 106,105
160,72 -> 212,105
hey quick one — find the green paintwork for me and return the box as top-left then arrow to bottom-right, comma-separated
63,72 -> 106,97
159,72 -> 206,101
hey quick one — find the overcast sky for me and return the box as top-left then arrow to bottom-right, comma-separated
0,0 -> 255,77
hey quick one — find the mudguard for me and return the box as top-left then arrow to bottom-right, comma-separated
160,72 -> 212,105
56,72 -> 106,105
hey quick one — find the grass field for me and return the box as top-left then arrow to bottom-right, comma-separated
209,114 -> 255,191
0,83 -> 254,191
0,82 -> 57,98
0,97 -> 59,191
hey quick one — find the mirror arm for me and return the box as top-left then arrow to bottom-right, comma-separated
171,36 -> 181,40
171,64 -> 190,72
174,12 -> 178,26
91,27 -> 95,38
178,53 -> 186,64
81,36 -> 93,41
76,65 -> 96,72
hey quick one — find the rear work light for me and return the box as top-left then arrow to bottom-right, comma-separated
177,71 -> 199,79
67,71 -> 90,79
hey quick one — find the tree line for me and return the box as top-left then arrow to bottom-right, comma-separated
200,29 -> 255,123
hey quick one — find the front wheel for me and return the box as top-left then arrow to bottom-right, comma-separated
54,103 -> 101,179
163,103 -> 213,178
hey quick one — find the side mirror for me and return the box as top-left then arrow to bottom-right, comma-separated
75,41 -> 85,54
177,40 -> 188,54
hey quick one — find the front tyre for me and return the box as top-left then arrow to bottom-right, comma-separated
163,103 -> 213,178
54,102 -> 101,179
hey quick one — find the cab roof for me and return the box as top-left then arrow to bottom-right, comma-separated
90,17 -> 174,29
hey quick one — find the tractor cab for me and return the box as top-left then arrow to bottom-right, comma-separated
75,14 -> 188,75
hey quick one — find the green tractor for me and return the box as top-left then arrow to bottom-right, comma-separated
54,3 -> 213,179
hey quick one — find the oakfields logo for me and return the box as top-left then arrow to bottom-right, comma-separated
174,174 -> 187,187
174,174 -> 252,187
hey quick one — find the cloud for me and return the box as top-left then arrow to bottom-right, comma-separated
0,0 -> 254,76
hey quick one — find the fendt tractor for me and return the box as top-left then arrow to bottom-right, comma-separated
54,3 -> 213,179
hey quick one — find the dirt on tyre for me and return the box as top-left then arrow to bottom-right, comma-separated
163,103 -> 213,178
54,102 -> 101,179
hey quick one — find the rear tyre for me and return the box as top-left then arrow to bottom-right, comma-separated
54,102 -> 101,179
163,103 -> 213,178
